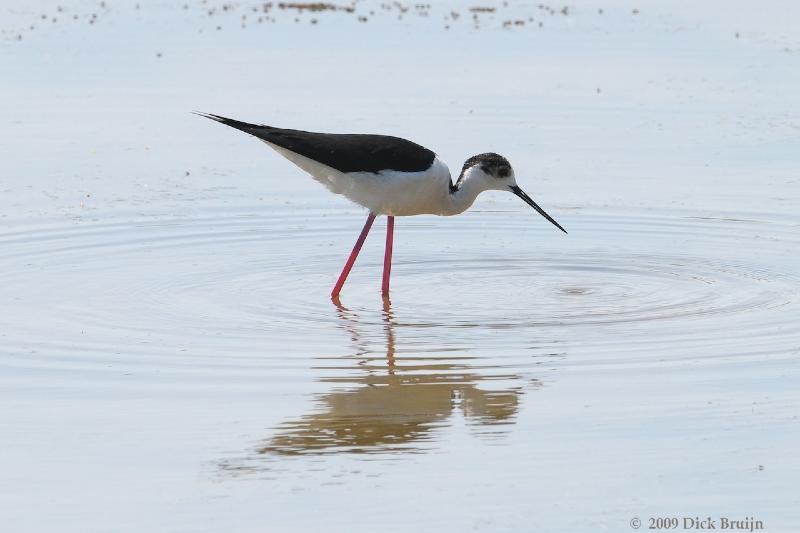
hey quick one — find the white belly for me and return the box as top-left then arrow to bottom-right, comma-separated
265,141 -> 453,216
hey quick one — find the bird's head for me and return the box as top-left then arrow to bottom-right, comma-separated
459,153 -> 567,233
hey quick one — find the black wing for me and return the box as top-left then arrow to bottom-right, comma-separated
195,112 -> 436,174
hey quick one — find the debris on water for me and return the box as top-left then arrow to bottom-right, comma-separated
560,287 -> 592,295
278,2 -> 354,12
5,0 -> 641,37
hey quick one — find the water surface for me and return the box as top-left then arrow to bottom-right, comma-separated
1,1 -> 799,531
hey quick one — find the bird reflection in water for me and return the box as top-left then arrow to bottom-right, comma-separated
259,297 -> 536,456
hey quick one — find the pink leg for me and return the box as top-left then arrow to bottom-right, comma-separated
382,216 -> 394,296
331,213 -> 377,298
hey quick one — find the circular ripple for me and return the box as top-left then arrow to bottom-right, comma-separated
0,206 -> 798,370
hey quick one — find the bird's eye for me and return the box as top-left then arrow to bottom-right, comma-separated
497,167 -> 510,178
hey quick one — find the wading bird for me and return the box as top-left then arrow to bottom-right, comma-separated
196,113 -> 566,298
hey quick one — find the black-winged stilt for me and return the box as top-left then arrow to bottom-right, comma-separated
195,112 -> 566,298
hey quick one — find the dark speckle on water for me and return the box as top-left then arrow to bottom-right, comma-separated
560,287 -> 592,295
6,0 -> 622,37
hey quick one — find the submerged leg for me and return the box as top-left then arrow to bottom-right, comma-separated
382,216 -> 394,296
331,213 -> 377,298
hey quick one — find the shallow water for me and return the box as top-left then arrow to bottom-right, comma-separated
2,1 -> 799,531
3,204 -> 798,528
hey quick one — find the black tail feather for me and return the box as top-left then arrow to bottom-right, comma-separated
192,111 -> 271,136
193,112 -> 437,173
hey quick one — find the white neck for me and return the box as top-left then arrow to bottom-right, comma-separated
441,167 -> 490,216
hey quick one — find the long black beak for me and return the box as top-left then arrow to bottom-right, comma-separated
510,185 -> 567,234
